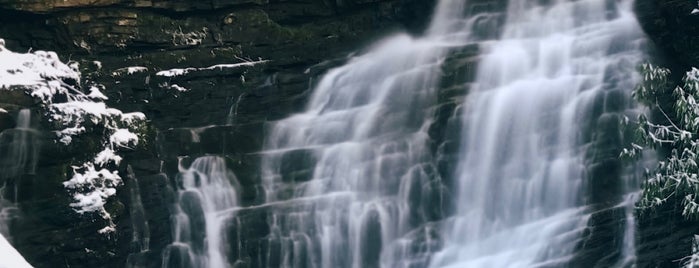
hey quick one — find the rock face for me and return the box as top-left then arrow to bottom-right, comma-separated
635,0 -> 699,71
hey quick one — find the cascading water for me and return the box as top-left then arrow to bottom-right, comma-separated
256,1 -> 487,267
162,156 -> 240,268
126,165 -> 152,268
0,109 -> 37,268
256,0 -> 647,267
0,109 -> 39,241
430,0 -> 645,267
0,109 -> 38,186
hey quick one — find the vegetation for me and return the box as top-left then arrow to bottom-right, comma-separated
624,63 -> 699,218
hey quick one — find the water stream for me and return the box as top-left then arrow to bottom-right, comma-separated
0,109 -> 39,242
257,0 -> 646,267
162,156 -> 240,268
0,109 -> 38,267
253,1 -> 503,267
430,0 -> 645,267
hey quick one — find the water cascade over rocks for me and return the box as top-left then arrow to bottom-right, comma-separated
256,0 -> 646,267
254,1 -> 488,267
0,0 -> 651,266
162,156 -> 240,268
0,109 -> 37,268
429,0 -> 645,267
0,109 -> 38,240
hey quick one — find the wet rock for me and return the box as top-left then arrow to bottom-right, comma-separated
0,109 -> 14,132
635,0 -> 699,71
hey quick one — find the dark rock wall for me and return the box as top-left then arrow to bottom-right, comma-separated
635,0 -> 699,72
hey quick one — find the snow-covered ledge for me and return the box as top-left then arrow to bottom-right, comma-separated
0,39 -> 147,233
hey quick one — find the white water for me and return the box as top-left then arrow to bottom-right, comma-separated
258,0 -> 647,267
162,156 -> 240,268
0,109 -> 38,236
0,0 -> 650,267
0,109 -> 38,184
125,165 -> 152,268
0,0 -> 651,267
430,0 -> 645,267
0,109 -> 37,268
257,1 -> 485,267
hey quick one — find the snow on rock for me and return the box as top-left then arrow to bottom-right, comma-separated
94,148 -> 123,166
0,233 -> 32,268
87,86 -> 108,100
0,45 -> 79,103
156,68 -> 188,77
110,129 -> 138,148
98,226 -> 116,234
57,126 -> 86,145
121,112 -> 146,124
63,163 -> 121,213
0,38 -> 148,233
170,84 -> 189,92
155,60 -> 268,77
112,66 -> 147,76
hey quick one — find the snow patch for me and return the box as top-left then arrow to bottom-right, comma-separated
94,148 -> 123,166
112,66 -> 148,76
63,163 -> 121,214
87,86 -> 108,100
110,129 -> 138,148
156,60 -> 268,77
98,226 -> 116,234
0,45 -> 79,94
122,112 -> 146,124
170,84 -> 189,92
0,233 -> 32,268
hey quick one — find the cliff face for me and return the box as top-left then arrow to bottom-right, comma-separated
635,0 -> 699,71
0,1 -> 438,267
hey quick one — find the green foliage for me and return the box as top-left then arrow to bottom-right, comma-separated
624,63 -> 699,218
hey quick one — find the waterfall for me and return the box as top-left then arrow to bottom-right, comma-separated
430,0 -> 645,267
0,109 -> 37,268
0,109 -> 39,184
162,156 -> 240,268
126,165 -> 152,268
256,1 -> 482,267
256,0 -> 646,267
0,109 -> 39,240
